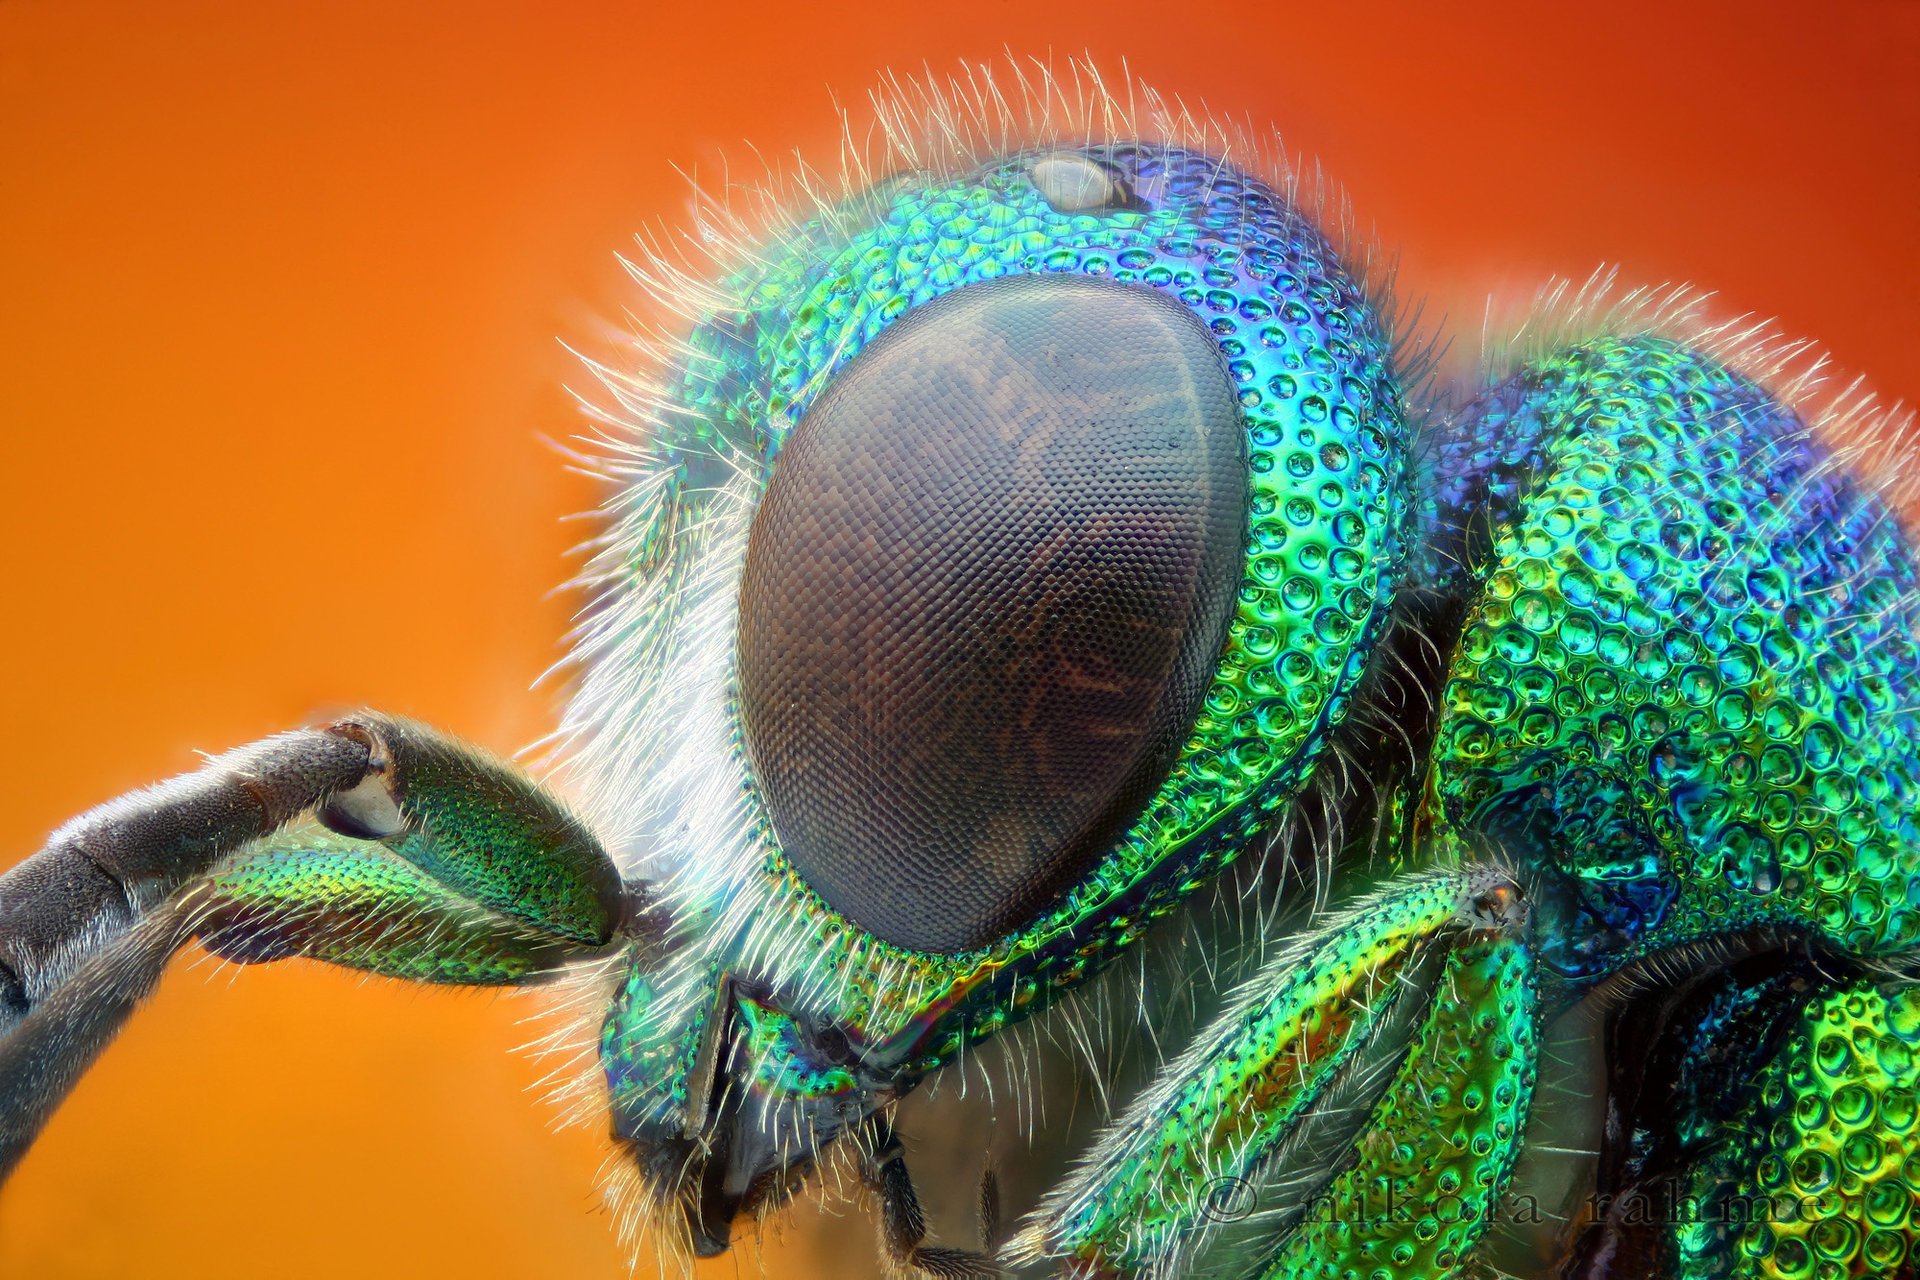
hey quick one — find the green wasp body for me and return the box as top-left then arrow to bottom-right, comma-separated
2,71 -> 1916,1279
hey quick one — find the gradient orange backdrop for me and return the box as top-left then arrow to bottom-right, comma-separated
2,3 -> 1916,1277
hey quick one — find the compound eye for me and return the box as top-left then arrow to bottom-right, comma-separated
737,276 -> 1246,953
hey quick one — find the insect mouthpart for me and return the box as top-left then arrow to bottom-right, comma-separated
613,979 -> 886,1257
590,130 -> 1409,1270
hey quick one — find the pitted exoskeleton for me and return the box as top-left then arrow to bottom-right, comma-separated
5,66 -> 1918,1280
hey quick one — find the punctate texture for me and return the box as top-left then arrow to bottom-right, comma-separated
737,274 -> 1246,953
1677,981 -> 1920,1278
1422,335 -> 1920,969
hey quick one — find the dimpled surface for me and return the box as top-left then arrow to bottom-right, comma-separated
375,721 -> 617,945
1256,933 -> 1537,1280
631,143 -> 1406,1044
593,145 -> 1408,1215
1675,981 -> 1920,1278
200,835 -> 547,983
1422,336 -> 1920,966
738,274 -> 1245,954
743,145 -> 1405,968
1039,872 -> 1472,1274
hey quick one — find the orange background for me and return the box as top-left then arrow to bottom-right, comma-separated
1,3 -> 1915,1277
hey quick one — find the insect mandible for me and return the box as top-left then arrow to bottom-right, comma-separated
4,65 -> 1919,1280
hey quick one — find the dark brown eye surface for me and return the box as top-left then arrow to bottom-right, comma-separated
736,275 -> 1245,954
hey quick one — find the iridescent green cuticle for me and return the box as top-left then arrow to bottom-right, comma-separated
203,834 -> 548,983
1422,335 -> 1920,967
1045,872 -> 1479,1274
380,724 -> 617,945
645,143 -> 1409,1052
591,123 -> 1920,1277
601,952 -> 722,1131
734,995 -> 856,1098
1675,981 -> 1920,1279
1256,933 -> 1537,1280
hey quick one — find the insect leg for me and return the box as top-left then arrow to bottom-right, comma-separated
977,1165 -> 1001,1253
859,1114 -> 1002,1279
1252,929 -> 1536,1279
1013,867 -> 1536,1279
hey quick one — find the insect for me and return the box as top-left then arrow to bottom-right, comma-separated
3,64 -> 1917,1280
